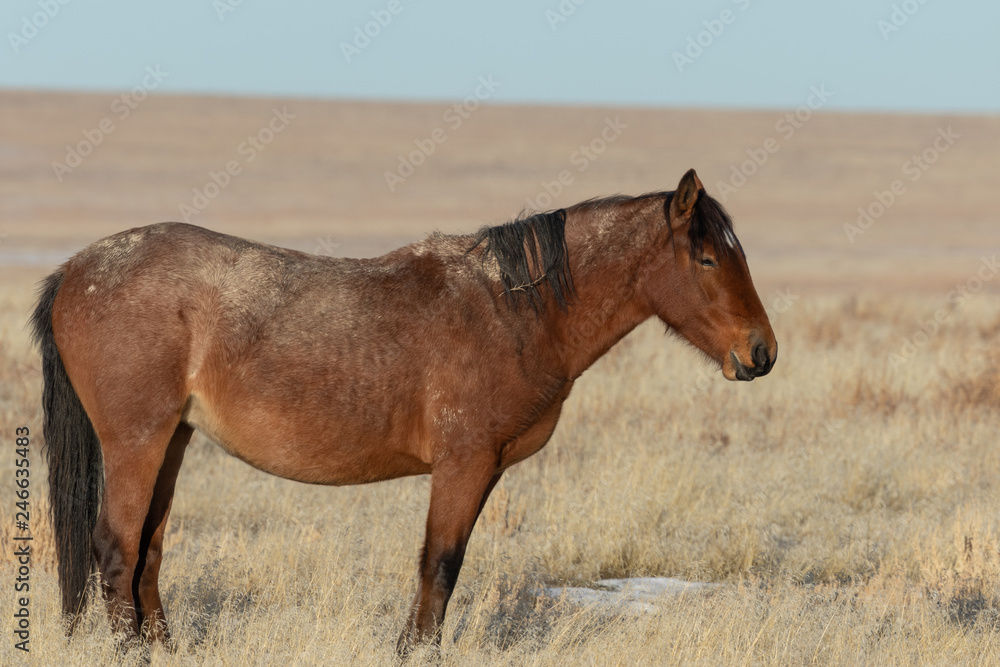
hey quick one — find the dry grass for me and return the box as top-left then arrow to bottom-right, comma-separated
1,284 -> 999,665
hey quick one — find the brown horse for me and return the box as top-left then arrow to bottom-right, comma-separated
31,169 -> 776,654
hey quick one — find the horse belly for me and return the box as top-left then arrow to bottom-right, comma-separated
182,392 -> 430,485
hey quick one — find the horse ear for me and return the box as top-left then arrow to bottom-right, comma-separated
668,168 -> 705,226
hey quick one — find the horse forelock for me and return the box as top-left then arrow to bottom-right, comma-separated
684,192 -> 744,261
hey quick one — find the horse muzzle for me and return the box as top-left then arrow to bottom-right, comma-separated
728,339 -> 776,382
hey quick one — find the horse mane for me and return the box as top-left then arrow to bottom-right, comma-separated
471,210 -> 574,311
570,190 -> 744,260
471,188 -> 741,312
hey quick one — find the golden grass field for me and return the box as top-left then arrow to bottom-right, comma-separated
0,91 -> 998,664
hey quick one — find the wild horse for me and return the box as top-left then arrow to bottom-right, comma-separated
31,169 -> 776,654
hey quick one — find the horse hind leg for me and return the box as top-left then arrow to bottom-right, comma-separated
92,418 -> 186,639
134,422 -> 193,643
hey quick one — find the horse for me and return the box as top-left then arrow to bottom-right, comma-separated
30,168 -> 776,655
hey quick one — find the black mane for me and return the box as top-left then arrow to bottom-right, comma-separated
571,190 -> 742,261
471,189 -> 741,312
471,210 -> 574,311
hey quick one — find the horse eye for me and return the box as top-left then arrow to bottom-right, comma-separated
700,257 -> 717,268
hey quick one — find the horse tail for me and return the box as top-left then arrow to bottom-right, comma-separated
30,269 -> 103,625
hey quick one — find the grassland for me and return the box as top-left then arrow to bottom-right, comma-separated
0,91 -> 998,664
1,277 -> 999,665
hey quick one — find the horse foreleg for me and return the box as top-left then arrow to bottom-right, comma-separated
397,456 -> 502,656
135,423 -> 192,643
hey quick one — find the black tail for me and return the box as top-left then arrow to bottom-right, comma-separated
29,269 -> 104,626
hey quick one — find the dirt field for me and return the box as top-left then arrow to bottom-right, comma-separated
0,91 -> 998,664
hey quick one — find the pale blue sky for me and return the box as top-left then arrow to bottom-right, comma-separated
1,0 -> 997,112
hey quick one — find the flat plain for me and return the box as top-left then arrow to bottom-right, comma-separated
0,91 -> 998,664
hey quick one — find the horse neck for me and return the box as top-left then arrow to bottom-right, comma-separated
548,200 -> 661,379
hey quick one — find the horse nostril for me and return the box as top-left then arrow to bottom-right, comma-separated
751,340 -> 771,375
